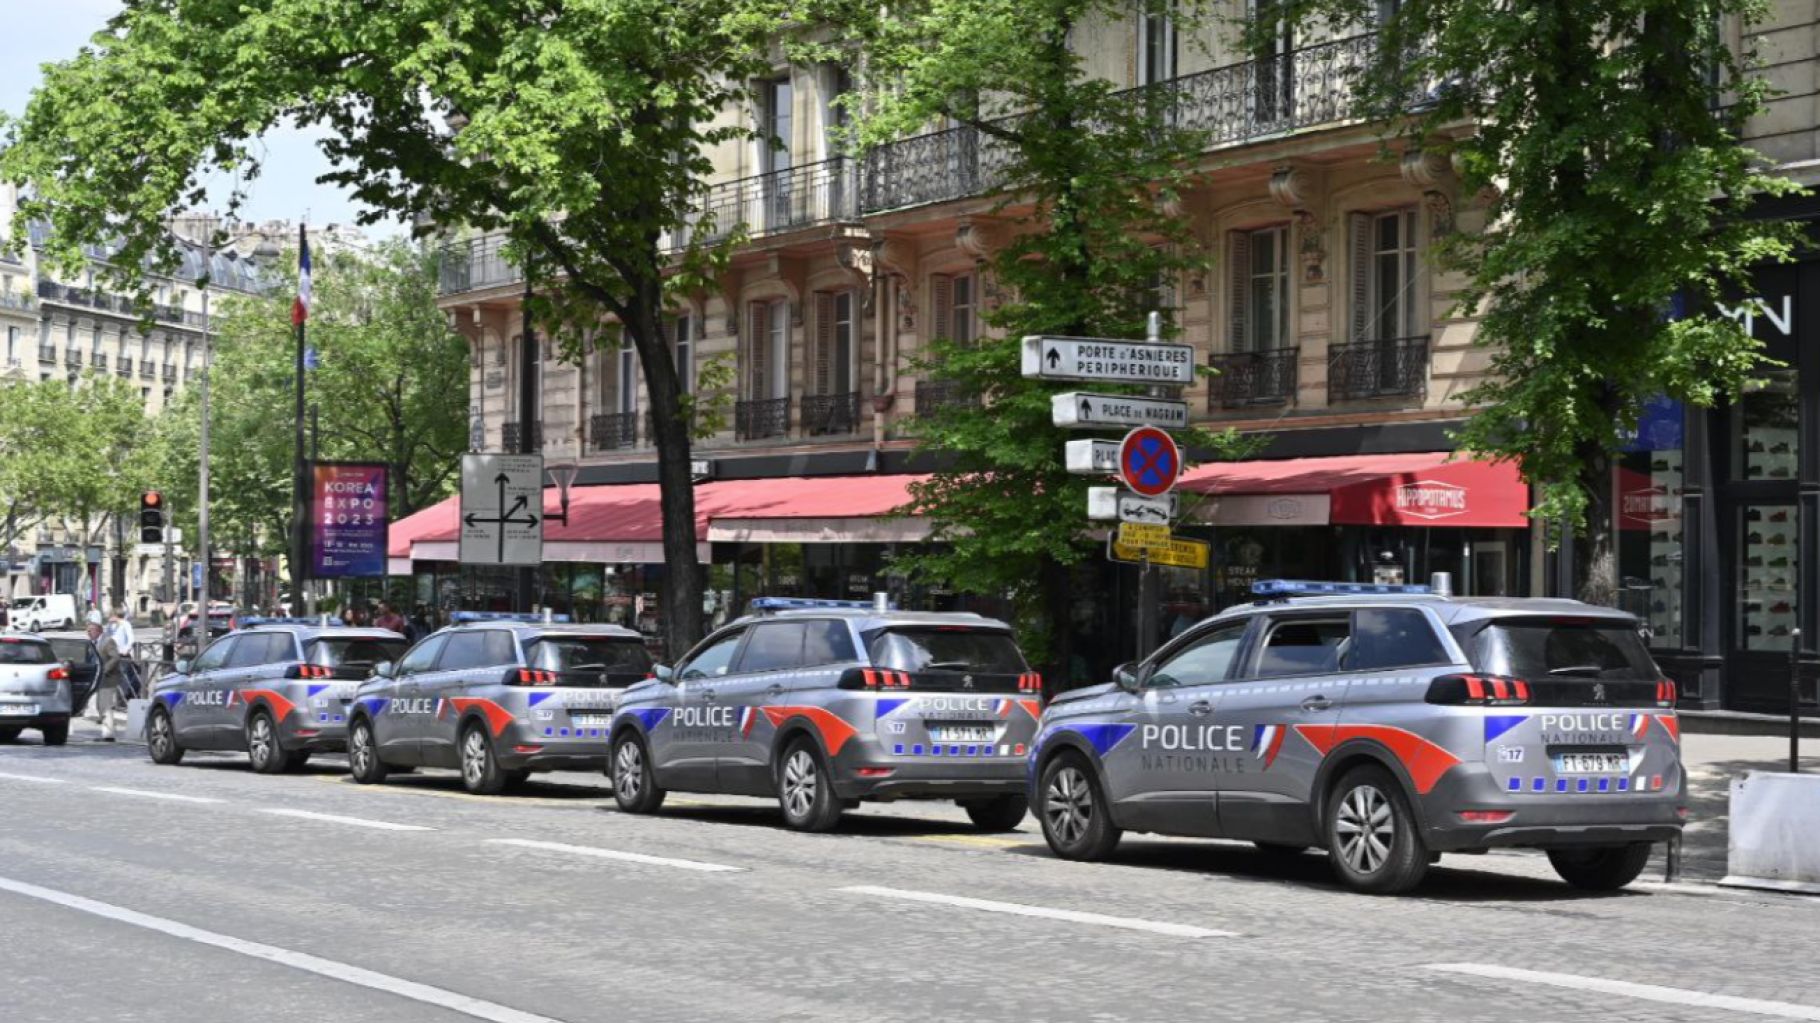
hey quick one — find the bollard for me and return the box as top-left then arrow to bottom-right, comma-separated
1792,629 -> 1804,775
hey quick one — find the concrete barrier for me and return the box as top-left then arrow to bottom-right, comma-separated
1721,771 -> 1820,895
123,698 -> 150,746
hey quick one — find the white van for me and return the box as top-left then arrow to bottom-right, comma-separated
12,594 -> 80,631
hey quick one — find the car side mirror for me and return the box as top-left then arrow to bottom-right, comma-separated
374,661 -> 395,679
1113,662 -> 1142,693
653,663 -> 674,682
173,658 -> 192,674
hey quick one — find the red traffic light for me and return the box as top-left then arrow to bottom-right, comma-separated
142,491 -> 162,508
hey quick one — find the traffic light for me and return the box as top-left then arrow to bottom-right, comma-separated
139,491 -> 164,544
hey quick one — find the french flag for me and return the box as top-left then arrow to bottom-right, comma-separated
291,227 -> 311,326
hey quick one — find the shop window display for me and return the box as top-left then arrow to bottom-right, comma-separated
1735,370 -> 1798,481
1615,397 -> 1685,648
1740,504 -> 1798,652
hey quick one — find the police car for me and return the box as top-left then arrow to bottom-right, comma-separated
608,598 -> 1045,832
147,618 -> 407,772
345,612 -> 652,794
1030,580 -> 1685,894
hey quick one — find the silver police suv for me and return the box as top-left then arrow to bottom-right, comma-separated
346,613 -> 652,794
1031,580 -> 1686,894
147,618 -> 408,772
0,633 -> 74,745
609,598 -> 1045,832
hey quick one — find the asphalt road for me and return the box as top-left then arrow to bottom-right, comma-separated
3,733 -> 1818,1023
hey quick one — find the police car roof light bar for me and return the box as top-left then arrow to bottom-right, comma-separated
748,596 -> 897,614
1250,579 -> 1435,598
450,611 -> 574,624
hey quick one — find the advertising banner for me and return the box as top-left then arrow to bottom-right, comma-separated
311,463 -> 388,578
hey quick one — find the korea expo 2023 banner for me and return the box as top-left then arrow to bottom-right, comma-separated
311,463 -> 388,578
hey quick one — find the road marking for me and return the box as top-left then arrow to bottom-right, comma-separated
258,809 -> 434,832
1426,964 -> 1820,1020
91,786 -> 222,804
313,775 -> 602,807
0,875 -> 563,1023
486,838 -> 743,873
840,885 -> 1231,938
908,834 -> 1033,849
0,772 -> 66,784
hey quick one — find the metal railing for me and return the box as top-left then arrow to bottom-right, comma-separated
591,411 -> 638,451
438,234 -> 519,295
1208,348 -> 1299,408
139,362 -> 156,379
118,357 -> 133,377
914,379 -> 978,417
680,158 -> 860,249
37,344 -> 55,363
501,422 -> 544,452
861,124 -> 1018,214
92,353 -> 108,370
735,396 -> 791,440
64,349 -> 83,367
35,280 -> 207,328
162,365 -> 177,382
803,391 -> 861,436
1327,335 -> 1428,402
0,291 -> 33,311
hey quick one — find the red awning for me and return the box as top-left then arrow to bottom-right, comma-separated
1177,453 -> 1529,528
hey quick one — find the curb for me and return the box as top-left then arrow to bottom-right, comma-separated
1677,709 -> 1820,739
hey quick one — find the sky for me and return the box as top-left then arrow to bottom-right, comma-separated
0,0 -> 408,239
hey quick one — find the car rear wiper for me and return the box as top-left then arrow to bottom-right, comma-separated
921,660 -> 974,671
1546,665 -> 1607,677
567,663 -> 608,672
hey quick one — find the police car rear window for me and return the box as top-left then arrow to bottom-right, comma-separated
0,639 -> 55,664
308,637 -> 408,671
864,628 -> 1027,674
1464,618 -> 1657,682
524,636 -> 653,675
47,638 -> 93,664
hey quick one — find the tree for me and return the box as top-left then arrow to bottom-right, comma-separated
1261,0 -> 1802,601
838,0 -> 1245,675
1,0 -> 788,655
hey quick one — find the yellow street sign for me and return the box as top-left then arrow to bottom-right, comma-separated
1117,522 -> 1172,548
1108,534 -> 1210,570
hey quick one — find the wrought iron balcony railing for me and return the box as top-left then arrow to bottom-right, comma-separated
37,345 -> 55,364
64,350 -> 83,367
735,396 -> 791,440
803,391 -> 861,436
678,158 -> 860,250
92,354 -> 108,370
1208,348 -> 1299,408
117,357 -> 133,377
501,421 -> 545,452
438,233 -> 519,295
35,279 -> 209,328
591,411 -> 638,451
1327,335 -> 1428,402
162,365 -> 177,382
139,362 -> 156,379
914,379 -> 978,417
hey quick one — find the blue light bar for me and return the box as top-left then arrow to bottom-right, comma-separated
1251,579 -> 1434,597
747,597 -> 894,613
450,611 -> 573,624
239,616 -> 346,628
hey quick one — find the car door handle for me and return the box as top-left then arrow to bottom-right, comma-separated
699,689 -> 716,701
1188,701 -> 1213,716
1301,695 -> 1334,712
765,685 -> 784,697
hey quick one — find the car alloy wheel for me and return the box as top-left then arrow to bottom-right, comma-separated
614,741 -> 644,803
148,710 -> 182,765
781,749 -> 818,821
1334,783 -> 1395,875
249,715 -> 277,771
462,729 -> 490,789
1044,764 -> 1094,846
351,725 -> 374,776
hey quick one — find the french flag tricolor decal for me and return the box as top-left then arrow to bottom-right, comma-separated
1251,724 -> 1286,769
1628,714 -> 1651,740
739,706 -> 760,738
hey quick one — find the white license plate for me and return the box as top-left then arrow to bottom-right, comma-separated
0,703 -> 38,716
1554,752 -> 1628,774
929,724 -> 996,743
569,712 -> 613,727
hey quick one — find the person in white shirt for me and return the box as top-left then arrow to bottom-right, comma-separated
108,608 -> 136,658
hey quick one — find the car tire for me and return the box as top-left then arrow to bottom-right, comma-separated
1547,843 -> 1653,892
1325,765 -> 1429,894
961,794 -> 1029,832
1254,842 -> 1309,856
0,727 -> 22,743
460,724 -> 510,796
40,721 -> 69,747
610,733 -> 667,814
348,719 -> 389,785
1037,753 -> 1122,861
776,739 -> 843,832
147,707 -> 184,765
248,712 -> 287,774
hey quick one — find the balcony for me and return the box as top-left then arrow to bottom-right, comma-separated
862,123 -> 1016,214
64,349 -> 83,368
1327,336 -> 1428,402
0,291 -> 33,311
590,411 -> 638,451
914,379 -> 978,417
117,357 -> 133,377
681,158 -> 860,248
802,391 -> 861,436
501,422 -> 544,452
92,353 -> 108,371
1208,348 -> 1299,408
438,233 -> 519,295
139,362 -> 156,379
37,345 -> 55,364
735,397 -> 791,440
162,365 -> 177,383
35,279 -> 209,328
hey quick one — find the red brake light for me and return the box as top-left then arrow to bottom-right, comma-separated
1017,672 -> 1044,694
511,668 -> 556,686
48,666 -> 69,681
286,663 -> 333,679
1657,679 -> 1677,707
1426,674 -> 1530,706
1458,810 -> 1514,824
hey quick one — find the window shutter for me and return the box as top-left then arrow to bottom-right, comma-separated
814,291 -> 835,395
930,274 -> 953,340
1227,231 -> 1251,352
1347,212 -> 1373,343
747,301 -> 767,398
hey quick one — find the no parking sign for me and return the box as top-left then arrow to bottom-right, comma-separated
1118,426 -> 1181,498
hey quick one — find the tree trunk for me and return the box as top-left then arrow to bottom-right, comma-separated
1575,440 -> 1619,607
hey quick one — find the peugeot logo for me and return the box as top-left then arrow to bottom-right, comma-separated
962,675 -> 975,689
1591,683 -> 1608,704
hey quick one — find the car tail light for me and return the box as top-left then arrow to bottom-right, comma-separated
47,666 -> 69,681
1676,806 -> 1690,820
856,767 -> 895,778
294,729 -> 320,738
285,663 -> 334,679
838,668 -> 912,690
514,744 -> 545,755
1656,679 -> 1677,707
1017,672 -> 1043,694
1457,810 -> 1514,824
506,668 -> 558,686
1426,674 -> 1531,706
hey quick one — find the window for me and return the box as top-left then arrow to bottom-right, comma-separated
617,346 -> 638,414
760,77 -> 793,174
1255,617 -> 1349,677
306,638 -> 407,671
1250,0 -> 1294,122
1147,622 -> 1246,689
1349,209 -> 1420,341
864,628 -> 1027,674
439,630 -> 517,672
735,622 -> 808,673
680,629 -> 745,680
228,632 -> 294,668
673,312 -> 695,394
813,291 -> 857,395
802,620 -> 858,666
191,637 -> 236,673
524,637 -> 653,675
0,639 -> 55,665
1139,1 -> 1177,86
931,273 -> 977,343
1342,609 -> 1449,672
1464,617 -> 1661,682
1228,226 -> 1290,352
746,299 -> 789,399
395,634 -> 448,676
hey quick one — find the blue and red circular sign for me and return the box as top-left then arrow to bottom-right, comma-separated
1119,427 -> 1181,498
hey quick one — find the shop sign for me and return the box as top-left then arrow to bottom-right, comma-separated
311,463 -> 389,578
1619,483 -> 1677,530
1393,480 -> 1469,521
1108,534 -> 1210,570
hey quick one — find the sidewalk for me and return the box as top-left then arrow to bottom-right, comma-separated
1674,732 -> 1820,880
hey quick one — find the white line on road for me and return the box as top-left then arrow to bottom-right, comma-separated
0,875 -> 564,1023
840,885 -> 1232,938
258,809 -> 434,832
485,838 -> 743,873
0,771 -> 66,784
1427,964 -> 1820,1021
90,786 -> 222,804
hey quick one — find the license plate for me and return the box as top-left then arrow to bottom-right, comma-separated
569,712 -> 613,728
1554,752 -> 1628,774
929,724 -> 996,743
0,703 -> 38,716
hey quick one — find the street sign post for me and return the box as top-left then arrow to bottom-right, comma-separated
1065,439 -> 1122,475
1086,487 -> 1178,523
1021,335 -> 1197,386
1051,392 -> 1190,430
1108,533 -> 1210,570
1118,426 -> 1181,498
459,453 -> 545,566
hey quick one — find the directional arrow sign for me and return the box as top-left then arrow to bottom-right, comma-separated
1052,392 -> 1190,430
1086,487 -> 1178,523
459,453 -> 544,566
1065,439 -> 1122,475
1021,335 -> 1196,385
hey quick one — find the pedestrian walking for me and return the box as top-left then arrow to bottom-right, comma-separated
92,622 -> 127,742
374,601 -> 406,635
107,606 -> 137,660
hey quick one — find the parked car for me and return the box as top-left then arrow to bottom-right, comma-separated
0,633 -> 74,744
41,630 -> 102,718
10,594 -> 79,632
165,605 -> 237,661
